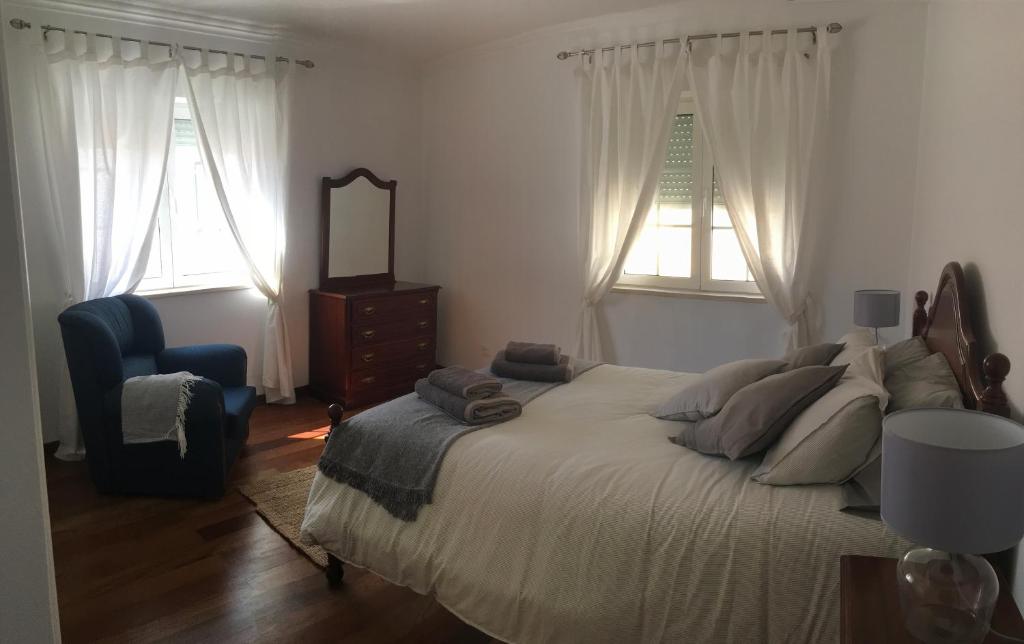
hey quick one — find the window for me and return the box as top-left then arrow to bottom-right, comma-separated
139,97 -> 249,293
619,97 -> 759,297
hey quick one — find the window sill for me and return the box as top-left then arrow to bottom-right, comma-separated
611,284 -> 765,304
139,284 -> 256,299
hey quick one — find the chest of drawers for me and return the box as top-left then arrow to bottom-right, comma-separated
308,282 -> 440,408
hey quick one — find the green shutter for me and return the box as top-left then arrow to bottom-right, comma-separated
658,114 -> 695,204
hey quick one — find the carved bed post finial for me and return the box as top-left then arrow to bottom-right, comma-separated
325,403 -> 344,441
980,353 -> 1011,418
917,286 -> 933,333
912,291 -> 929,337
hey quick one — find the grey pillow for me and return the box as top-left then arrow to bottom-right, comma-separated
676,364 -> 848,460
653,359 -> 787,421
886,351 -> 964,412
883,336 -> 931,379
783,343 -> 845,371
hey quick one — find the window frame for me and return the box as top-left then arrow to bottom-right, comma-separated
137,96 -> 251,295
616,95 -> 761,299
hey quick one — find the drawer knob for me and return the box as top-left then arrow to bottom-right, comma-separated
417,341 -> 429,350
418,298 -> 429,305
417,320 -> 429,329
361,376 -> 376,384
362,305 -> 376,315
361,329 -> 376,339
361,353 -> 375,363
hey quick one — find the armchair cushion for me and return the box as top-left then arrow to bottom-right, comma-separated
123,354 -> 158,379
223,386 -> 258,442
158,344 -> 248,388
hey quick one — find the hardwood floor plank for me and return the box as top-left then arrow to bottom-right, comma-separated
46,394 -> 488,643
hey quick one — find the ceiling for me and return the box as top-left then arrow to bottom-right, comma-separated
152,0 -> 682,60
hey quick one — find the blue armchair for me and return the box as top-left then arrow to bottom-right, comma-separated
58,294 -> 257,499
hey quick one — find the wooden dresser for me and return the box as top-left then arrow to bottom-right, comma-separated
309,282 -> 440,408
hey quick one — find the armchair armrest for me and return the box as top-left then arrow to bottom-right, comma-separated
158,344 -> 247,388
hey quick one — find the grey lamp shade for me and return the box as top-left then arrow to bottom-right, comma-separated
854,289 -> 901,328
881,409 -> 1024,554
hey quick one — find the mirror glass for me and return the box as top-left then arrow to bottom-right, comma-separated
327,176 -> 390,278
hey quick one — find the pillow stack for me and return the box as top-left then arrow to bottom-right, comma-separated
655,342 -> 848,460
655,329 -> 969,489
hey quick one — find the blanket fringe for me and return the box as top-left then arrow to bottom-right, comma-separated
317,456 -> 429,522
174,376 -> 197,459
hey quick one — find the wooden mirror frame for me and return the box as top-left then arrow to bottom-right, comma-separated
319,167 -> 396,291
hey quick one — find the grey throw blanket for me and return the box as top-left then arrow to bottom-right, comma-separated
415,379 -> 521,424
505,341 -> 561,365
319,360 -> 600,521
426,366 -> 502,400
121,371 -> 200,458
492,351 -> 574,382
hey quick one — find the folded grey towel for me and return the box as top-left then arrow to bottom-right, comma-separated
427,366 -> 502,400
505,341 -> 561,365
415,379 -> 522,425
491,351 -> 574,382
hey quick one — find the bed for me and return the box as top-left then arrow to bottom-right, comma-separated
299,261 -> 1012,643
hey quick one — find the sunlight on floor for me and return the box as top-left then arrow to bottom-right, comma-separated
288,427 -> 330,440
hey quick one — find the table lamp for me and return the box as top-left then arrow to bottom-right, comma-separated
854,289 -> 901,344
881,408 -> 1024,644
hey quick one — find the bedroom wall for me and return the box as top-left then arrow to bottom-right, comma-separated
2,1 -> 427,441
907,0 -> 1024,601
420,0 -> 928,372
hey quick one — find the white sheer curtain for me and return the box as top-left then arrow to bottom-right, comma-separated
183,51 -> 295,403
688,29 -> 833,350
33,34 -> 178,460
575,42 -> 688,361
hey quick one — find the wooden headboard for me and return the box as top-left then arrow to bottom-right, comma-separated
912,261 -> 1011,417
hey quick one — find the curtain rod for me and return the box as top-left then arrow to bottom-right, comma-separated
7,18 -> 314,68
556,22 -> 842,60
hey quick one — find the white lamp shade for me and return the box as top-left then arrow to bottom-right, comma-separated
881,408 -> 1024,554
854,289 -> 900,328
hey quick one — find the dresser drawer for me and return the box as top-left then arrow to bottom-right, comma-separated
352,316 -> 435,347
348,359 -> 433,393
350,337 -> 435,370
351,291 -> 436,324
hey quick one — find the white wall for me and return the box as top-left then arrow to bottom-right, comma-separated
420,0 -> 928,372
0,20 -> 60,642
2,2 -> 426,440
909,1 -> 1024,419
907,0 -> 1024,601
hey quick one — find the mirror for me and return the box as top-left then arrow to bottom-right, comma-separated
320,168 -> 395,290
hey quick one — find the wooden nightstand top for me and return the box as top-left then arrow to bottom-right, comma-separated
840,555 -> 1024,643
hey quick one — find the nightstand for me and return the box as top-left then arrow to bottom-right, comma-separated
840,555 -> 1024,643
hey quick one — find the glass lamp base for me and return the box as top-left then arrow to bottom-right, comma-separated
897,547 -> 999,644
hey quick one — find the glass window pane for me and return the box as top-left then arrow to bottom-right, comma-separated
712,204 -> 733,229
658,204 -> 691,226
624,225 -> 658,275
657,227 -> 692,278
711,227 -> 751,282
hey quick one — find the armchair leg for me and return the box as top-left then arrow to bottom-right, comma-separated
326,553 -> 344,588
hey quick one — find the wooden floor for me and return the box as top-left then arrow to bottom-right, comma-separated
45,394 -> 496,643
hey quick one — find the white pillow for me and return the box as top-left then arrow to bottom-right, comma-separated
752,347 -> 888,486
830,329 -> 878,366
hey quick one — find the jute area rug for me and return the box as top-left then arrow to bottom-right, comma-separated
238,465 -> 327,568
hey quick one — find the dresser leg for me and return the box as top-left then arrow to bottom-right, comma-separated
326,554 -> 344,588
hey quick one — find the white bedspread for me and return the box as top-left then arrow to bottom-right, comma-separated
300,364 -> 908,643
